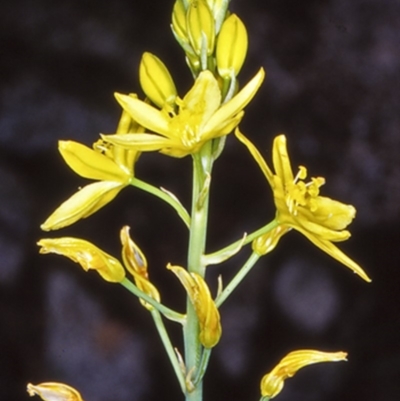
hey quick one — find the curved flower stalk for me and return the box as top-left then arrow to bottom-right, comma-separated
121,225 -> 161,310
37,237 -> 126,283
27,382 -> 83,401
41,110 -> 140,231
235,129 -> 371,282
167,264 -> 221,348
102,68 -> 264,158
260,350 -> 347,399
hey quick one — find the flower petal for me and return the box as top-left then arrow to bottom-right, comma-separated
204,67 -> 264,135
41,181 -> 124,231
297,228 -> 371,282
59,141 -> 129,182
235,128 -> 274,184
272,134 -> 294,186
115,93 -> 170,136
101,133 -> 175,152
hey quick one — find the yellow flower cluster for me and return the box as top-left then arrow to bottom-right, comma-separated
33,1 -> 371,400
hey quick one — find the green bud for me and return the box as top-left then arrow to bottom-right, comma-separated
139,52 -> 177,109
216,14 -> 248,79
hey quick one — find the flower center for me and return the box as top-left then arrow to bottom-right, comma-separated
286,165 -> 325,215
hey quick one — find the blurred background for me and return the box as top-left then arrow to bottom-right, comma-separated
1,0 -> 399,400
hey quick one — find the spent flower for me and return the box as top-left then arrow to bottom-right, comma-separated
260,350 -> 347,399
167,264 -> 221,348
236,129 -> 371,282
121,225 -> 161,309
38,237 -> 126,283
27,382 -> 83,401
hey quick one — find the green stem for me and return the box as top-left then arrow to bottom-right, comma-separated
193,348 -> 212,386
151,309 -> 186,394
184,142 -> 214,401
204,219 -> 279,264
120,278 -> 186,324
215,252 -> 260,307
131,178 -> 191,228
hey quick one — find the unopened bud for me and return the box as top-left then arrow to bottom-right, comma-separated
139,52 -> 177,109
216,14 -> 248,79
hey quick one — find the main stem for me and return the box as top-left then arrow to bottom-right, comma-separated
184,142 -> 213,401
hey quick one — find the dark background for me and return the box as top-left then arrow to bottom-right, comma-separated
1,0 -> 399,400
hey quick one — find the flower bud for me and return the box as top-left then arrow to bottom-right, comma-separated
260,350 -> 347,399
38,237 -> 126,283
187,0 -> 215,57
171,0 -> 189,45
27,382 -> 83,401
139,52 -> 177,109
216,14 -> 248,79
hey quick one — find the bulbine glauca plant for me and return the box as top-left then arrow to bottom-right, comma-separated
27,1 -> 371,400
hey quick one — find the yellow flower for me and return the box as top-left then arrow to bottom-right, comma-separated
102,68 -> 265,158
236,129 -> 371,282
167,264 -> 221,348
37,237 -> 126,283
41,111 -> 140,231
27,382 -> 83,401
260,350 -> 347,399
120,225 -> 161,310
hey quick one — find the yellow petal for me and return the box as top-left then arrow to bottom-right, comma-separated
27,382 -> 83,401
41,181 -> 124,231
260,350 -> 347,399
114,93 -> 170,137
234,128 -> 274,184
183,70 -> 221,124
297,229 -> 371,282
38,237 -> 126,282
272,134 -> 294,186
204,68 -> 265,135
102,133 -> 174,152
59,141 -> 129,182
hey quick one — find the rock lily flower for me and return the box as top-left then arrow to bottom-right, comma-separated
120,225 -> 160,310
167,264 -> 221,348
102,68 -> 264,158
235,129 -> 371,282
27,382 -> 83,401
41,111 -> 140,231
260,350 -> 347,399
37,237 -> 126,283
